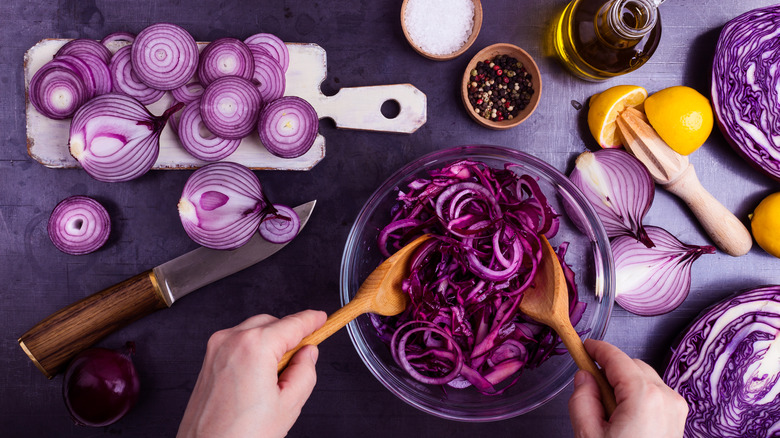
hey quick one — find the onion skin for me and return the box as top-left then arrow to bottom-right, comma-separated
178,162 -> 270,250
62,343 -> 140,427
131,23 -> 198,90
613,226 -> 715,316
664,286 -> 780,438
258,96 -> 318,159
712,5 -> 780,182
69,93 -> 182,182
47,195 -> 111,255
569,149 -> 654,247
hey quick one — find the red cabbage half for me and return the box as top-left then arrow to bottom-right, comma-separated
711,5 -> 780,182
663,285 -> 780,437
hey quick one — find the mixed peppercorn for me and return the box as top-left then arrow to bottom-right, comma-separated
466,54 -> 534,122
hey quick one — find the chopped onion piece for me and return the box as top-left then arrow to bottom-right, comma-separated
109,45 -> 165,105
244,33 -> 289,72
177,100 -> 241,162
613,226 -> 715,316
131,23 -> 198,90
47,196 -> 111,255
258,96 -> 318,158
56,39 -> 112,65
258,204 -> 300,244
200,76 -> 263,139
197,37 -> 255,86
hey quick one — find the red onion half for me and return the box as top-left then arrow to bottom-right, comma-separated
131,23 -> 198,90
69,93 -> 182,182
178,162 -> 270,250
109,46 -> 165,105
47,196 -> 111,255
244,33 -> 289,72
56,39 -> 113,65
569,149 -> 655,247
63,342 -> 140,427
613,226 -> 715,316
177,100 -> 241,162
258,204 -> 300,244
200,76 -> 263,139
197,37 -> 255,86
258,96 -> 318,158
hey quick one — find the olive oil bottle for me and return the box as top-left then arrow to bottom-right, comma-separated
553,0 -> 662,81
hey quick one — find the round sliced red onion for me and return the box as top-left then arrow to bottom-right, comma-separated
197,38 -> 254,86
244,33 -> 289,72
249,47 -> 285,103
69,93 -> 182,182
101,32 -> 136,46
56,39 -> 112,65
47,196 -> 111,255
131,23 -> 198,90
50,55 -> 98,100
178,162 -> 269,250
177,100 -> 241,162
71,52 -> 113,96
29,60 -> 88,119
613,226 -> 715,316
171,81 -> 204,104
258,96 -> 318,158
258,204 -> 300,244
200,76 -> 263,140
109,45 -> 165,105
569,149 -> 655,247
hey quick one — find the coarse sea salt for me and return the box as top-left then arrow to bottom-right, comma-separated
404,0 -> 475,56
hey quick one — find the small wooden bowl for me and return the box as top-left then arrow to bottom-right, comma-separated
461,43 -> 542,130
401,0 -> 483,61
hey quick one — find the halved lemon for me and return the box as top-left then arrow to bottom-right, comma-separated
587,85 -> 647,148
644,86 -> 713,155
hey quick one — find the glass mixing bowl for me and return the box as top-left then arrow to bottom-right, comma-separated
339,145 -> 615,421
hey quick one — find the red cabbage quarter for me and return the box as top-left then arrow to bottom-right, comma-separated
663,285 -> 780,437
374,159 -> 585,395
712,5 -> 780,181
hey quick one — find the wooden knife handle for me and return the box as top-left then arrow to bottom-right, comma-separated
18,270 -> 168,378
663,164 -> 753,257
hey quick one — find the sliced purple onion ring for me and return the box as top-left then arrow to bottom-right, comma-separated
613,226 -> 715,316
47,196 -> 111,255
249,47 -> 285,103
29,60 -> 88,119
258,204 -> 300,244
244,33 -> 289,72
171,81 -> 204,104
49,55 -> 98,100
101,32 -> 136,46
258,96 -> 318,158
72,52 -> 113,96
177,162 -> 270,250
200,76 -> 263,139
56,39 -> 113,65
131,23 -> 198,90
197,38 -> 255,86
109,45 -> 165,105
177,100 -> 241,162
69,93 -> 182,182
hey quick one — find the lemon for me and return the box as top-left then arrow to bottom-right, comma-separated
750,192 -> 780,259
587,85 -> 647,149
644,86 -> 713,155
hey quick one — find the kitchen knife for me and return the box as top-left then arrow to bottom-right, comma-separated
616,107 -> 752,257
19,200 -> 317,378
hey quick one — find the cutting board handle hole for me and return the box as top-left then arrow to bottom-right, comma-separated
381,100 -> 401,119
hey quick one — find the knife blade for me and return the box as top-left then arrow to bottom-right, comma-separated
19,200 -> 316,378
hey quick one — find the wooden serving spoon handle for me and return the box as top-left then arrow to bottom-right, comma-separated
662,163 -> 752,257
277,297 -> 370,373
556,320 -> 617,416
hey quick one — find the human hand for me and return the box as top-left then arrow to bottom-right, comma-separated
568,339 -> 688,438
177,310 -> 327,438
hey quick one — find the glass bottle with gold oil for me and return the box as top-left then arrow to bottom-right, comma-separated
552,0 -> 662,81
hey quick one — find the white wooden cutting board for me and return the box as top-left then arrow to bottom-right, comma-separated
25,39 -> 427,171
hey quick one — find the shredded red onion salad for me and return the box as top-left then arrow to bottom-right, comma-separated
47,196 -> 111,255
373,159 -> 586,394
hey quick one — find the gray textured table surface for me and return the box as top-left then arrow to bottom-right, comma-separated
2,0 -> 779,436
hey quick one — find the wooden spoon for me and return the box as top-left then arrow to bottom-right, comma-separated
519,236 -> 617,417
277,235 -> 432,373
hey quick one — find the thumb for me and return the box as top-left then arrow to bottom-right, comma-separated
569,370 -> 608,438
278,345 -> 319,410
